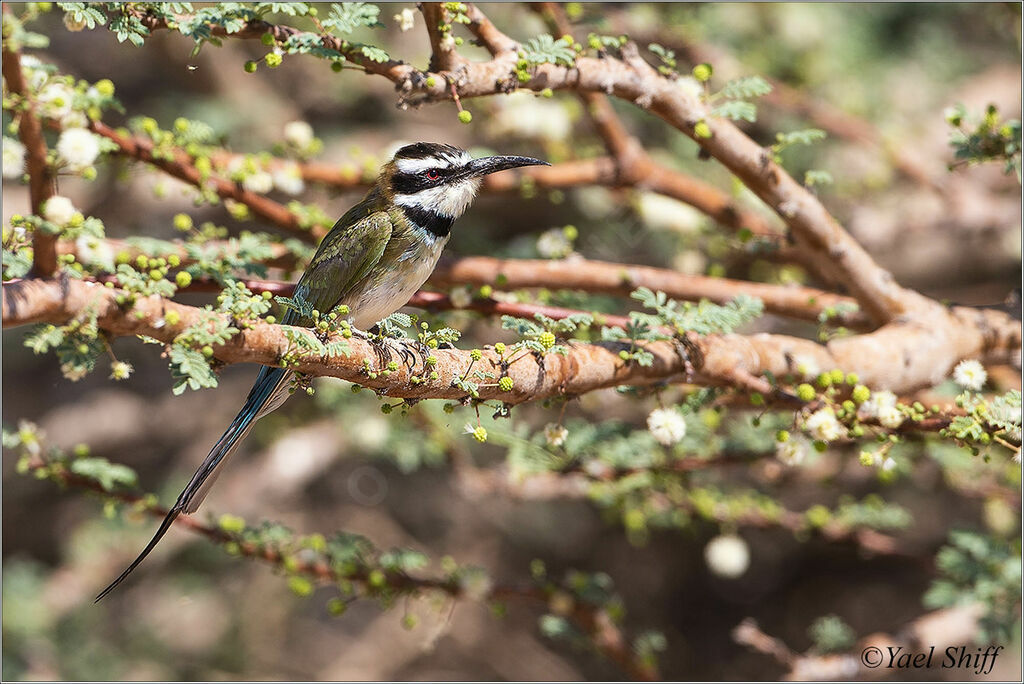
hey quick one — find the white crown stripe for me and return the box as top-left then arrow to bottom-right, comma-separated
395,157 -> 452,174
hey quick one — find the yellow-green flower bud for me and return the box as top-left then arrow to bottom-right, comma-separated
173,213 -> 193,231
692,63 -> 713,82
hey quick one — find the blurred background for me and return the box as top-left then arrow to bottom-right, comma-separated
3,3 -> 1021,681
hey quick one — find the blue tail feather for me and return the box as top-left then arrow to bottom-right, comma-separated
95,366 -> 291,601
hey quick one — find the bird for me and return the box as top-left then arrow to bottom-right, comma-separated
95,142 -> 549,600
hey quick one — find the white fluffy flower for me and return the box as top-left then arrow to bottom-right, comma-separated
876,404 -> 904,429
241,169 -> 273,194
676,75 -> 704,101
439,32 -> 455,51
272,162 -> 305,195
489,91 -> 572,143
952,359 -> 987,391
3,137 -> 26,178
283,120 -> 314,149
776,437 -> 809,466
803,407 -> 843,442
75,235 -> 114,270
704,534 -> 750,579
449,286 -> 472,309
647,407 -> 686,446
793,354 -> 821,380
42,195 -> 77,225
394,7 -> 415,32
37,82 -> 75,120
859,390 -> 897,419
536,228 -> 571,259
877,455 -> 897,471
56,128 -> 100,170
544,423 -> 568,447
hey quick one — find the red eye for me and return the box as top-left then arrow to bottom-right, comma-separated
426,169 -> 439,180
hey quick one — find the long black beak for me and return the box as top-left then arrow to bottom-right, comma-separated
464,154 -> 550,178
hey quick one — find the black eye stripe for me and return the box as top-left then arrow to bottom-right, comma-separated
391,167 -> 455,194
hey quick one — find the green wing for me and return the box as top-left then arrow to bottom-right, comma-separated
283,209 -> 393,327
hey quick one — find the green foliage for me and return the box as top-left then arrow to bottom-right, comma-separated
108,12 -> 150,46
216,280 -> 273,325
520,34 -> 577,67
947,103 -> 1022,178
774,128 -> 827,153
500,311 -> 593,357
804,169 -> 834,187
23,312 -> 105,382
57,3 -> 107,30
710,100 -> 757,123
647,43 -> 676,76
630,287 -> 764,336
707,75 -> 771,123
168,344 -> 219,395
924,531 -> 1021,643
69,457 -> 138,491
715,75 -> 772,100
943,389 -> 1022,456
808,614 -> 856,653
322,2 -> 383,35
254,2 -> 311,16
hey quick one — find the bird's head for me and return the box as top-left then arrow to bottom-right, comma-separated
383,142 -> 548,229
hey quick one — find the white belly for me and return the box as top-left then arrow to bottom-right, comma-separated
346,239 -> 446,329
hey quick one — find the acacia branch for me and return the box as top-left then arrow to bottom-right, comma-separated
4,278 -> 1018,397
430,256 -> 870,328
20,449 -> 657,680
420,3 -> 468,72
734,604 -> 987,681
88,120 -> 327,241
1,41 -> 57,276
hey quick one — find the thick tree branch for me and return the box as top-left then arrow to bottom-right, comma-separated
4,278 -> 1018,397
2,42 -> 57,276
419,3 -> 469,72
